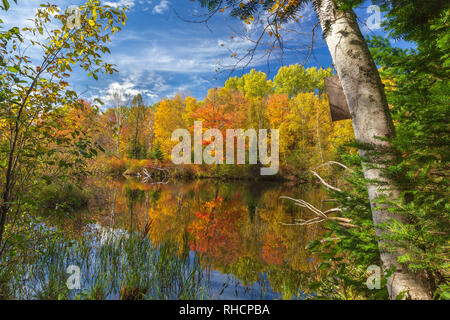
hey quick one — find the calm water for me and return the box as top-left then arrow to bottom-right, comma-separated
65,177 -> 329,300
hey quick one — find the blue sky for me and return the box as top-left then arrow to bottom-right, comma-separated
1,0 -> 398,107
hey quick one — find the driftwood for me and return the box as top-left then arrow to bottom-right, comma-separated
279,161 -> 357,228
309,160 -> 353,193
279,196 -> 357,228
138,167 -> 170,184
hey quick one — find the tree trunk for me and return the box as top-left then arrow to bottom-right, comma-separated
313,0 -> 431,299
114,108 -> 121,156
316,108 -> 324,164
0,206 -> 7,253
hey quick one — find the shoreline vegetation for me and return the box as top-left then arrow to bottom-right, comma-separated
111,159 -> 307,183
1,225 -> 209,300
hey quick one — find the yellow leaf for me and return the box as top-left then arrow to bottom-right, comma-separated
269,3 -> 279,13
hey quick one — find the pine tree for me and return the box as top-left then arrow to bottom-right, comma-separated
151,141 -> 164,162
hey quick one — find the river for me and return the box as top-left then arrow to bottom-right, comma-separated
58,177 -> 329,299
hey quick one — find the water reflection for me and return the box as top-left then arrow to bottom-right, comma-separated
76,177 -> 328,299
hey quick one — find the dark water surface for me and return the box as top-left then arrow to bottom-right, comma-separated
67,177 -> 328,299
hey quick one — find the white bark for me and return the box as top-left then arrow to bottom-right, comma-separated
115,108 -> 121,156
148,108 -> 155,153
313,0 -> 431,299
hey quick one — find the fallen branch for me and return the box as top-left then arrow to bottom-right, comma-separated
313,161 -> 354,172
310,170 -> 342,192
279,196 -> 357,228
141,167 -> 170,185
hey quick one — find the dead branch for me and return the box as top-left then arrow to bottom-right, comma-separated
310,170 -> 342,192
313,161 -> 353,172
140,167 -> 170,185
279,196 -> 357,228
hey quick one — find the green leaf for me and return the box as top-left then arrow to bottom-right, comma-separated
7,66 -> 18,73
2,0 -> 10,11
318,262 -> 331,271
395,290 -> 408,300
305,239 -> 320,250
397,253 -> 411,264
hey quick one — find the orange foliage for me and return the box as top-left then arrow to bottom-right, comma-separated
188,195 -> 245,265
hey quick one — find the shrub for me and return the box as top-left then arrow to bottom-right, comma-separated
37,183 -> 89,215
106,158 -> 127,175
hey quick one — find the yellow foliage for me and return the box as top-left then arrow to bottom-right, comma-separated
154,94 -> 188,156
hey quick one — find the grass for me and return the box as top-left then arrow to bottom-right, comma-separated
0,225 -> 209,300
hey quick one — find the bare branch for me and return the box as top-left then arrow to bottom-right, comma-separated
310,170 -> 342,192
279,196 -> 357,228
313,161 -> 354,172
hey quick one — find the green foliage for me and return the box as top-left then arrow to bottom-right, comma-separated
306,153 -> 389,299
0,229 -> 208,299
127,138 -> 147,159
0,0 -> 17,11
307,2 -> 449,299
334,0 -> 365,10
199,0 -> 309,23
127,94 -> 148,159
273,64 -> 333,97
365,3 -> 449,297
0,0 -> 127,258
225,69 -> 274,98
37,183 -> 89,215
150,141 -> 164,161
374,1 -> 450,44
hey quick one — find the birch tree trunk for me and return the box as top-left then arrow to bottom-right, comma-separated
313,0 -> 431,299
148,109 -> 155,153
114,108 -> 121,156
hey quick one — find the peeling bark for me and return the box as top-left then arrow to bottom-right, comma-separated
313,0 -> 431,299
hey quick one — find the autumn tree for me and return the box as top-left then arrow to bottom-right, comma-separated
273,64 -> 332,97
225,69 -> 273,129
0,0 -> 127,254
127,94 -> 148,159
154,94 -> 188,156
110,89 -> 131,157
192,87 -> 246,131
147,103 -> 157,153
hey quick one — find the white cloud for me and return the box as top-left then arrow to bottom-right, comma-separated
108,40 -> 226,74
100,80 -> 147,104
106,80 -> 141,99
94,70 -> 172,106
103,0 -> 136,8
152,0 -> 169,15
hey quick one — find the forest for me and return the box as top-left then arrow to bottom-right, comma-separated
0,0 -> 448,302
72,65 -> 353,181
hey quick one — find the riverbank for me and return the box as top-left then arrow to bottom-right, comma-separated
100,157 -> 310,183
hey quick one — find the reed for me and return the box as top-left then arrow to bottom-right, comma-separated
0,226 -> 209,300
